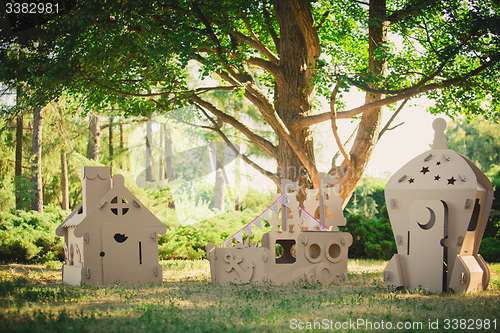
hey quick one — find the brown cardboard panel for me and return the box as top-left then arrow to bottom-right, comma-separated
475,254 -> 490,290
57,167 -> 166,286
207,179 -> 352,286
207,242 -> 268,284
383,119 -> 493,293
407,200 -> 448,292
449,255 -> 485,293
383,254 -> 403,288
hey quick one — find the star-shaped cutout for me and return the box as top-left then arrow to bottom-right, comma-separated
436,161 -> 441,166
408,178 -> 415,184
434,175 -> 441,181
447,177 -> 456,185
420,166 -> 430,175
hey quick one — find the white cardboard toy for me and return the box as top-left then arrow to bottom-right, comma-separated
207,175 -> 352,285
56,166 -> 167,286
383,118 -> 494,293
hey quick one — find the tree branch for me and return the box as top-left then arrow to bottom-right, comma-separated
244,57 -> 282,78
386,0 -> 438,26
195,104 -> 280,186
332,122 -> 359,167
194,53 -> 318,185
236,12 -> 279,64
100,118 -> 148,130
192,3 -> 226,62
316,10 -> 331,31
82,70 -> 237,98
330,83 -> 352,167
377,98 -> 408,141
294,58 -> 495,130
165,104 -> 278,185
345,51 -> 454,96
194,53 -> 283,140
288,0 -> 321,62
262,3 -> 280,53
189,95 -> 277,159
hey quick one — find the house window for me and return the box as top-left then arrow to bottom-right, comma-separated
275,239 -> 296,264
110,196 -> 130,216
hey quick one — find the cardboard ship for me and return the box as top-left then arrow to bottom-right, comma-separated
56,166 -> 166,286
206,175 -> 353,285
383,118 -> 494,293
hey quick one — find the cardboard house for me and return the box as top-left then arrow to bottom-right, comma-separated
383,118 -> 494,293
56,166 -> 167,286
207,174 -> 353,285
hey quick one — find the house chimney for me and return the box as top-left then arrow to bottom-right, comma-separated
82,166 -> 112,214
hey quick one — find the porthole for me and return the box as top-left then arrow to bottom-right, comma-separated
305,242 -> 323,263
325,240 -> 343,263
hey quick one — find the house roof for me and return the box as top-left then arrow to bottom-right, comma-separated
74,174 -> 167,237
56,203 -> 84,236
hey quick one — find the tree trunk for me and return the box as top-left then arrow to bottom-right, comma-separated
164,126 -> 176,209
159,124 -> 165,182
214,143 -> 225,211
61,149 -> 69,210
108,115 -> 114,168
31,107 -> 43,212
146,119 -> 153,182
233,112 -> 241,211
334,0 -> 388,205
87,114 -> 101,162
15,86 -> 24,210
119,118 -> 127,171
274,0 -> 317,188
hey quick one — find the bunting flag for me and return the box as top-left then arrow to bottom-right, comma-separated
217,193 -> 330,247
243,224 -> 253,236
308,216 -> 318,230
262,209 -> 271,222
299,206 -> 328,231
270,202 -> 279,213
277,194 -> 288,205
252,216 -> 263,229
234,230 -> 243,243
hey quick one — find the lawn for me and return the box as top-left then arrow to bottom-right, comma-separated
0,260 -> 498,332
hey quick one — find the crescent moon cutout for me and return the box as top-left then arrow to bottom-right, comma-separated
417,207 -> 436,230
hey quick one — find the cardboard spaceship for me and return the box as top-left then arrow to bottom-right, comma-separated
383,118 -> 494,293
56,166 -> 166,286
206,174 -> 353,285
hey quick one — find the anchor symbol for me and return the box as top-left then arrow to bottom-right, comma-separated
224,253 -> 255,284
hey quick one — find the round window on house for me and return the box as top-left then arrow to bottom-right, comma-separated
309,243 -> 321,259
325,240 -> 343,263
110,196 -> 130,216
305,243 -> 323,263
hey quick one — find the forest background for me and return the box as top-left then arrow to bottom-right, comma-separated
0,0 -> 499,265
0,95 -> 499,263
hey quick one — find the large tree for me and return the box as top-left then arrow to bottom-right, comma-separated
1,0 -> 499,204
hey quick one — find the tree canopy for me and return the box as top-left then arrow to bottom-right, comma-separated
1,0 -> 499,204
447,117 -> 500,171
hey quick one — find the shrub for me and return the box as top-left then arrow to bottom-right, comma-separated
0,207 -> 64,263
479,238 -> 500,262
158,209 -> 270,260
345,176 -> 386,220
340,207 -> 396,260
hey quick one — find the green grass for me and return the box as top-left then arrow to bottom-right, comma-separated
0,260 -> 499,332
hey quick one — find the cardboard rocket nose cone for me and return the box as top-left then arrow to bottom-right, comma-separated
383,118 -> 494,293
432,118 -> 448,149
